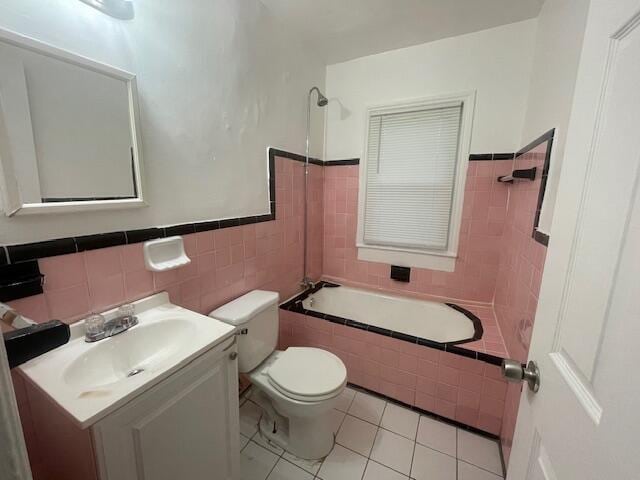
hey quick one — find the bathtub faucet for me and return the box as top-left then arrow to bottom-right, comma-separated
300,277 -> 315,290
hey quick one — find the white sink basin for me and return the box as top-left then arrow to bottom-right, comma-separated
63,318 -> 196,390
19,293 -> 235,428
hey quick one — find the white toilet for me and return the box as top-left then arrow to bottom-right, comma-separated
210,290 -> 347,460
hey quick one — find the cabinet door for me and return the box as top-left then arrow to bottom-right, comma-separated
93,338 -> 239,480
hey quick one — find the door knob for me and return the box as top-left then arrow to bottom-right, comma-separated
501,359 -> 540,393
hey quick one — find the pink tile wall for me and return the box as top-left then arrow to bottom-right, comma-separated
7,156 -> 323,480
322,161 -> 513,303
494,144 -> 549,466
7,157 -> 322,326
279,309 -> 509,436
322,154 -> 549,467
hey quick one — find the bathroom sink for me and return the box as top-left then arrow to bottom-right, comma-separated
63,318 -> 196,390
18,293 -> 235,429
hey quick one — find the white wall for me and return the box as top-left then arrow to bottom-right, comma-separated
323,20 -> 537,160
0,0 -> 325,244
520,0 -> 590,233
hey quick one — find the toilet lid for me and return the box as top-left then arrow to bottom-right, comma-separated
267,347 -> 347,400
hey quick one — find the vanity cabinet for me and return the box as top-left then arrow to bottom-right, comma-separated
92,337 -> 239,480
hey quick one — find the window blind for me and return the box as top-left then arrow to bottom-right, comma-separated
363,103 -> 463,251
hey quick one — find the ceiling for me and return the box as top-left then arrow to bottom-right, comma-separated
260,0 -> 544,64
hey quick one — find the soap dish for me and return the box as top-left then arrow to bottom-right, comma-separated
143,236 -> 191,272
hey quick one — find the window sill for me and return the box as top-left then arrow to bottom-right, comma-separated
356,244 -> 456,272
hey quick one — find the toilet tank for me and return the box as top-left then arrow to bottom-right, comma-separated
209,290 -> 280,373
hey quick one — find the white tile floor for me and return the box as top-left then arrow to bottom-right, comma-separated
239,387 -> 504,480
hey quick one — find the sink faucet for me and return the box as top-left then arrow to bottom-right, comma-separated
85,304 -> 138,343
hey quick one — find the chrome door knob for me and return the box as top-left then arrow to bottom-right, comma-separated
501,359 -> 540,393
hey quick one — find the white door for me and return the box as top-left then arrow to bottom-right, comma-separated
93,339 -> 240,480
508,0 -> 640,478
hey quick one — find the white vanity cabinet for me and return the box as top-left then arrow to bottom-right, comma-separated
92,337 -> 240,480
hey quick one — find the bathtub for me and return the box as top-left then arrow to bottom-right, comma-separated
278,282 -> 510,437
285,282 -> 482,346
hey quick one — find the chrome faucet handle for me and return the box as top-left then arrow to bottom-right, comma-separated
85,313 -> 106,342
117,304 -> 138,328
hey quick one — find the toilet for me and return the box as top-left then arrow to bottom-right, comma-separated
210,290 -> 347,460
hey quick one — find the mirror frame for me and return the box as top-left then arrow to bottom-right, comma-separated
0,28 -> 146,216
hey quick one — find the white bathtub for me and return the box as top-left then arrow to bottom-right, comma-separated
301,284 -> 477,344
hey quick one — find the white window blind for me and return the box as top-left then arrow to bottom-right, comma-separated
363,102 -> 463,251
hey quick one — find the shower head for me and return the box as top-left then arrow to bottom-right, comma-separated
309,86 -> 328,107
317,93 -> 328,107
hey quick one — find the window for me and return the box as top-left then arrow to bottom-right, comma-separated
357,93 -> 474,271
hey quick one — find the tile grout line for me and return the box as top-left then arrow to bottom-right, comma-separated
242,389 -> 503,479
409,432 -> 418,479
456,426 -> 459,480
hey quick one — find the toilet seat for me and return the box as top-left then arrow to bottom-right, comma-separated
267,347 -> 347,402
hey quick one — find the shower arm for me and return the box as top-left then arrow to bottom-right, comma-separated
302,87 -> 327,290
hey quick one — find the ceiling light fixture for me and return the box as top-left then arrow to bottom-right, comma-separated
79,0 -> 134,20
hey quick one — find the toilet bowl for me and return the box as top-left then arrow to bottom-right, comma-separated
210,290 -> 347,460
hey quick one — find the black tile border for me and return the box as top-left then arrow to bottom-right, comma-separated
445,303 -> 484,346
0,247 -> 8,266
515,128 -> 555,158
346,382 -> 502,442
75,232 -> 126,252
269,147 -> 324,166
280,282 -> 504,366
517,129 -> 555,246
164,223 -> 196,237
469,153 -> 515,161
324,158 -> 360,166
7,238 -> 77,263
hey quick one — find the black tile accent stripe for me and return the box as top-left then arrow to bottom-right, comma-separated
194,220 -> 220,233
516,128 -> 555,158
324,158 -> 360,166
75,232 -> 126,252
469,153 -> 515,161
269,147 -> 324,166
7,238 -> 77,263
0,247 -> 8,266
493,153 -> 516,161
468,154 -> 493,161
515,129 -> 555,246
164,224 -> 196,237
280,281 -> 505,366
444,303 -> 484,345
346,382 -> 502,442
125,228 -> 164,244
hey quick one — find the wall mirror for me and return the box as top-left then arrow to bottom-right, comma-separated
0,29 -> 144,216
